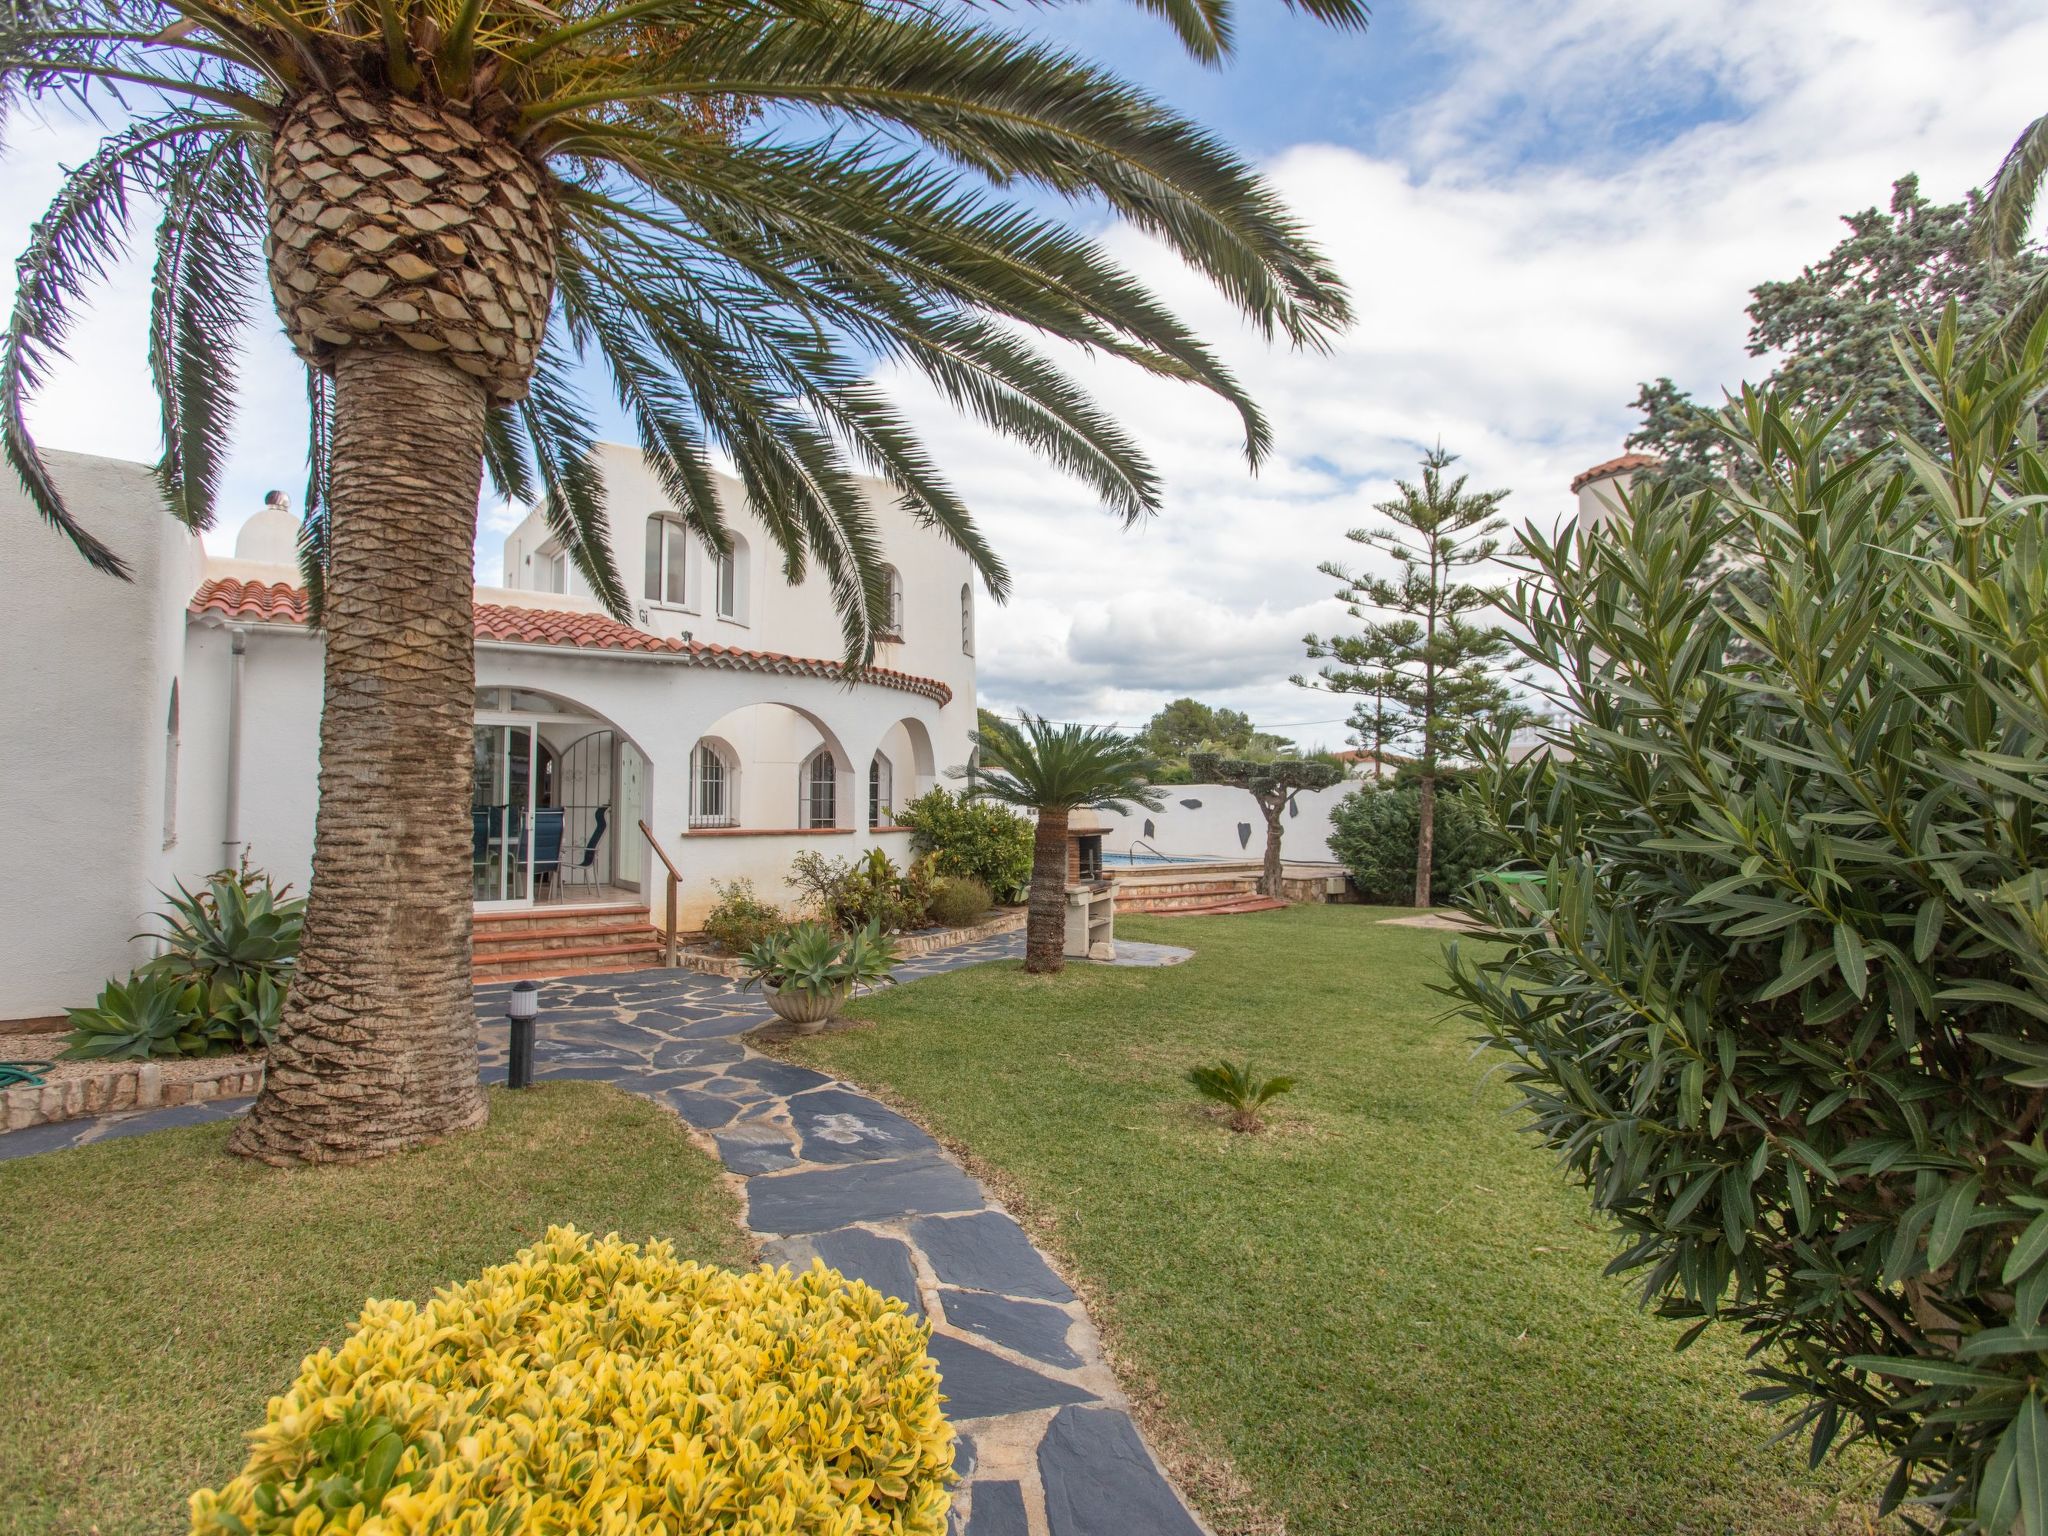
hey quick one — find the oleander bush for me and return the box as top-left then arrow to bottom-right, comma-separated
1450,317 -> 2048,1533
1327,783 -> 1504,905
896,788 -> 1033,904
926,876 -> 994,929
700,878 -> 788,955
188,1226 -> 954,1536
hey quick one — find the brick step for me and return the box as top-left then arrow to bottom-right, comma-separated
474,902 -> 648,929
474,936 -> 666,981
477,954 -> 672,984
1145,896 -> 1289,917
474,919 -> 657,953
1120,885 -> 1262,912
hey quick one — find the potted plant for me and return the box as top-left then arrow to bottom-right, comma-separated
737,921 -> 897,1032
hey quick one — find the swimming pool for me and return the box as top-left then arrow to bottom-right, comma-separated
1102,851 -> 1212,866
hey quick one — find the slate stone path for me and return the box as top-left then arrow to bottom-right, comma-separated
2,931 -> 1207,1535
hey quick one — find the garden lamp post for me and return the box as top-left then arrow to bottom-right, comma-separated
507,981 -> 539,1090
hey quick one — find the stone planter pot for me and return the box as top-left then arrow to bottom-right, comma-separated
762,980 -> 848,1034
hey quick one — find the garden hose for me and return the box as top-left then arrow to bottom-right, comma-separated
0,1062 -> 51,1088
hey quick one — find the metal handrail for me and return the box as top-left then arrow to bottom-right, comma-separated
638,819 -> 680,967
1128,838 -> 1193,864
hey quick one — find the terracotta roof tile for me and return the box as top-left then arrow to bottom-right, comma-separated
1571,453 -> 1659,494
189,579 -> 952,705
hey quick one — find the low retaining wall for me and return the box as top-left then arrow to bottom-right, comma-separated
3,1057 -> 265,1133
681,907 -> 1028,979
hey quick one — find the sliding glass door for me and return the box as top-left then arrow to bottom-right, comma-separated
472,721 -> 536,907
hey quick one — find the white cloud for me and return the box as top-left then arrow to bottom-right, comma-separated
2,0 -> 2038,739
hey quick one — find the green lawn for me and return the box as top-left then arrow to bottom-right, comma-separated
0,1083 -> 751,1536
787,905 -> 1885,1536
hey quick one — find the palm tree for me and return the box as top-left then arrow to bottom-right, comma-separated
1,0 -> 1359,1162
1984,113 -> 2048,261
962,715 -> 1160,974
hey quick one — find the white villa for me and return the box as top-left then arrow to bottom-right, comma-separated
0,445 -> 980,1022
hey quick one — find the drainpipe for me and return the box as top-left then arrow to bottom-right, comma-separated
222,627 -> 247,870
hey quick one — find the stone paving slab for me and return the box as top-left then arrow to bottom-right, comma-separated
0,930 -> 1212,1534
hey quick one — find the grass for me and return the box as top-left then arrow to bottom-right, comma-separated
786,905 -> 1885,1536
0,1082 -> 750,1536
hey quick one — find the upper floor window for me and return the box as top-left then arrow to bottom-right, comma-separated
544,551 -> 568,595
717,548 -> 737,618
869,753 -> 893,829
882,566 -> 904,637
162,680 -> 180,849
802,750 -> 837,830
644,515 -> 687,606
960,582 -> 974,656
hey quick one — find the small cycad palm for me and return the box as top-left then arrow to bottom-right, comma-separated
1187,1059 -> 1296,1133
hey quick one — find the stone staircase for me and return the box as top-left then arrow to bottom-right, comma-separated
1114,866 -> 1289,917
472,902 -> 670,981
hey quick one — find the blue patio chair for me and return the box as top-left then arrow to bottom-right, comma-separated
560,805 -> 610,898
528,807 -> 566,900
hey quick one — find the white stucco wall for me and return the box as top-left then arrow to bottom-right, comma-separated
1574,467 -> 1642,530
0,451 -> 204,1019
1089,781 -> 1358,866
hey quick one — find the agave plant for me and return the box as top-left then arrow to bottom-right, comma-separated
737,919 -> 896,999
4,0 -> 1361,1164
1187,1058 -> 1296,1133
148,871 -> 305,989
63,970 -> 209,1060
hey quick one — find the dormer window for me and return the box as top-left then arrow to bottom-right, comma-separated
644,515 -> 687,606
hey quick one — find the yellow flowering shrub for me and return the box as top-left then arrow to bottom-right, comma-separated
189,1226 -> 953,1535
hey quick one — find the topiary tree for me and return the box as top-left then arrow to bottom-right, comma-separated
1188,753 -> 1339,899
1450,312 -> 2048,1534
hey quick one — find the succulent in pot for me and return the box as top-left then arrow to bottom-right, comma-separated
738,921 -> 898,1032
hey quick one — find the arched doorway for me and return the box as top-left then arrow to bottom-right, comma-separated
472,687 -> 647,908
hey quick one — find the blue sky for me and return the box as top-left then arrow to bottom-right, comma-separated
2,0 -> 2042,744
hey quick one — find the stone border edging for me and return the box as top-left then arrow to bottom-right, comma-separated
2,1059 -> 265,1133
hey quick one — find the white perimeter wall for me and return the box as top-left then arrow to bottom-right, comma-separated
1089,782 -> 1359,866
0,452 -> 205,1019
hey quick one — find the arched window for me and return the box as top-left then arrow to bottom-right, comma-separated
161,680 -> 180,849
691,740 -> 735,828
869,753 -> 894,828
882,565 -> 904,638
802,750 -> 838,829
643,514 -> 687,605
710,531 -> 748,622
960,582 -> 974,656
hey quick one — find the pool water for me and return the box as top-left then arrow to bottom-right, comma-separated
1102,851 -> 1211,866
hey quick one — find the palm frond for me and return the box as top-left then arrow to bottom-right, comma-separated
516,345 -> 631,619
2,112 -> 230,573
1983,113 -> 2048,263
148,130 -> 261,530
297,366 -> 331,623
962,713 -> 1165,812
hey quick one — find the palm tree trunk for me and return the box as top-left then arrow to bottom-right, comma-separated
1024,807 -> 1070,975
1412,768 -> 1437,909
229,345 -> 489,1164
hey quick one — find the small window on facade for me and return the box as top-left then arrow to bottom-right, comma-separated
803,752 -> 837,829
717,548 -> 737,618
869,753 -> 893,828
643,515 -> 686,605
545,551 -> 568,594
161,680 -> 180,849
692,742 -> 734,828
960,582 -> 974,655
883,566 -> 904,637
